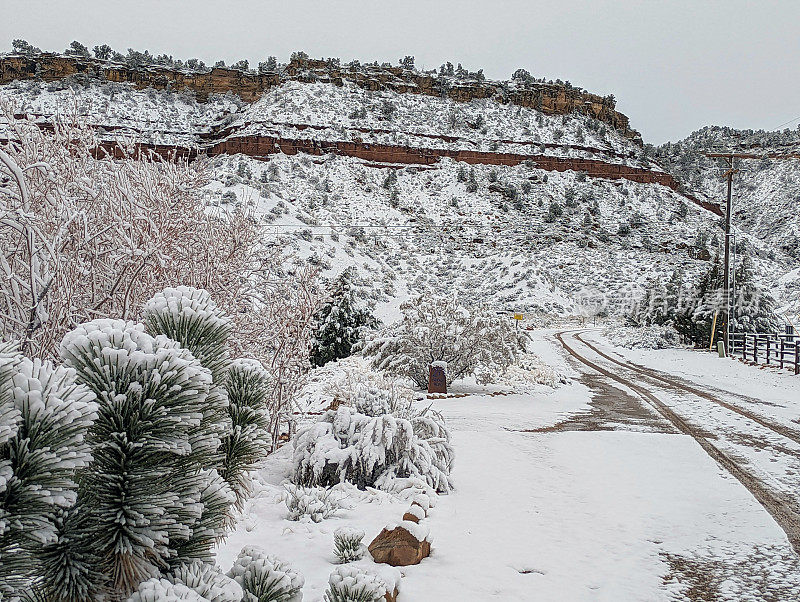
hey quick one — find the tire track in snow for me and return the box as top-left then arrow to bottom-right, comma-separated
556,330 -> 800,556
575,332 -> 800,446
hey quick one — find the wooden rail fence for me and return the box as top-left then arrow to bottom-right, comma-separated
730,332 -> 799,375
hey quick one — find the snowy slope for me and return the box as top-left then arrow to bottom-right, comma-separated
211,150 -> 715,320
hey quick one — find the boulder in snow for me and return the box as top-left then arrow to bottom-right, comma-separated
369,521 -> 431,566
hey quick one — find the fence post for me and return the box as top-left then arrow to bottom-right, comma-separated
766,339 -> 771,365
780,340 -> 785,370
753,335 -> 758,363
741,334 -> 747,360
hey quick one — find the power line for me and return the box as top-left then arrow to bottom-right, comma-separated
772,115 -> 800,130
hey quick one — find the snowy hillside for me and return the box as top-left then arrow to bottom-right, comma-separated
3,77 -> 794,319
655,126 -> 800,316
0,77 -> 240,145
234,81 -> 650,164
211,150 -> 715,320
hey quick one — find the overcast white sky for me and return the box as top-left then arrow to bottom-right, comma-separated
4,0 -> 799,144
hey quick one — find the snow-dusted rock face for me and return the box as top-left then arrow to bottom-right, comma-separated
0,53 -> 638,138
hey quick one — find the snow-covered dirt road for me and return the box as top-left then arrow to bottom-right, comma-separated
400,331 -> 800,600
218,332 -> 800,600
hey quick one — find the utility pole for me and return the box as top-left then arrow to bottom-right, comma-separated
704,151 -> 799,353
722,156 -> 735,354
705,153 -> 741,354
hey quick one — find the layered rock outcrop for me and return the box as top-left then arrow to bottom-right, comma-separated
0,53 -> 640,142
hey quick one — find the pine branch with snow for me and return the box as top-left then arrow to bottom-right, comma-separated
0,343 -> 97,597
221,359 -> 272,510
226,546 -> 304,602
167,561 -> 243,602
333,528 -> 366,563
56,318 -> 229,594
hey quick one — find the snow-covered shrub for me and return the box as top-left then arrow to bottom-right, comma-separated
352,385 -> 394,417
168,562 -> 243,602
52,319 -> 233,595
361,296 -> 522,388
495,352 -> 569,388
227,546 -> 304,602
333,528 -> 366,563
291,404 -> 453,493
0,107 -> 262,360
604,325 -> 681,350
0,345 -> 98,598
317,362 -> 414,414
284,483 -> 341,522
324,566 -> 389,602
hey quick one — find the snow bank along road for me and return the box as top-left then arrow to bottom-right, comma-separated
557,330 -> 800,554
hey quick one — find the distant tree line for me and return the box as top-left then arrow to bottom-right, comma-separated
630,254 -> 783,348
8,39 -> 594,93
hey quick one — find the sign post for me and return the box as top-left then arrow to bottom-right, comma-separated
428,362 -> 447,394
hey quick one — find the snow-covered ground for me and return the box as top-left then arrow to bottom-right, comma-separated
217,330 -> 800,601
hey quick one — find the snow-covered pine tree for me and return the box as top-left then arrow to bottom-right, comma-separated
680,255 -> 724,347
221,359 -> 272,510
732,256 -> 783,334
142,287 -> 235,563
0,344 -> 97,597
310,268 -> 376,368
54,319 -> 229,596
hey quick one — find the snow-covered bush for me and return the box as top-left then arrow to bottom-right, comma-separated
0,345 -> 98,597
496,352 -> 569,388
284,483 -> 341,522
291,402 -> 454,493
361,296 -> 522,388
604,324 -> 681,349
314,361 -> 414,414
353,385 -> 401,417
0,107 -> 262,360
227,546 -> 304,602
333,528 -> 367,563
50,318 -> 233,596
168,562 -> 243,602
324,566 -> 390,602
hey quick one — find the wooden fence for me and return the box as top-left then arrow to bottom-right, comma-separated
730,332 -> 799,375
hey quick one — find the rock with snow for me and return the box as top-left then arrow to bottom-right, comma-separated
368,520 -> 431,566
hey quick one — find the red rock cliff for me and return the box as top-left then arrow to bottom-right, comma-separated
0,53 -> 640,143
